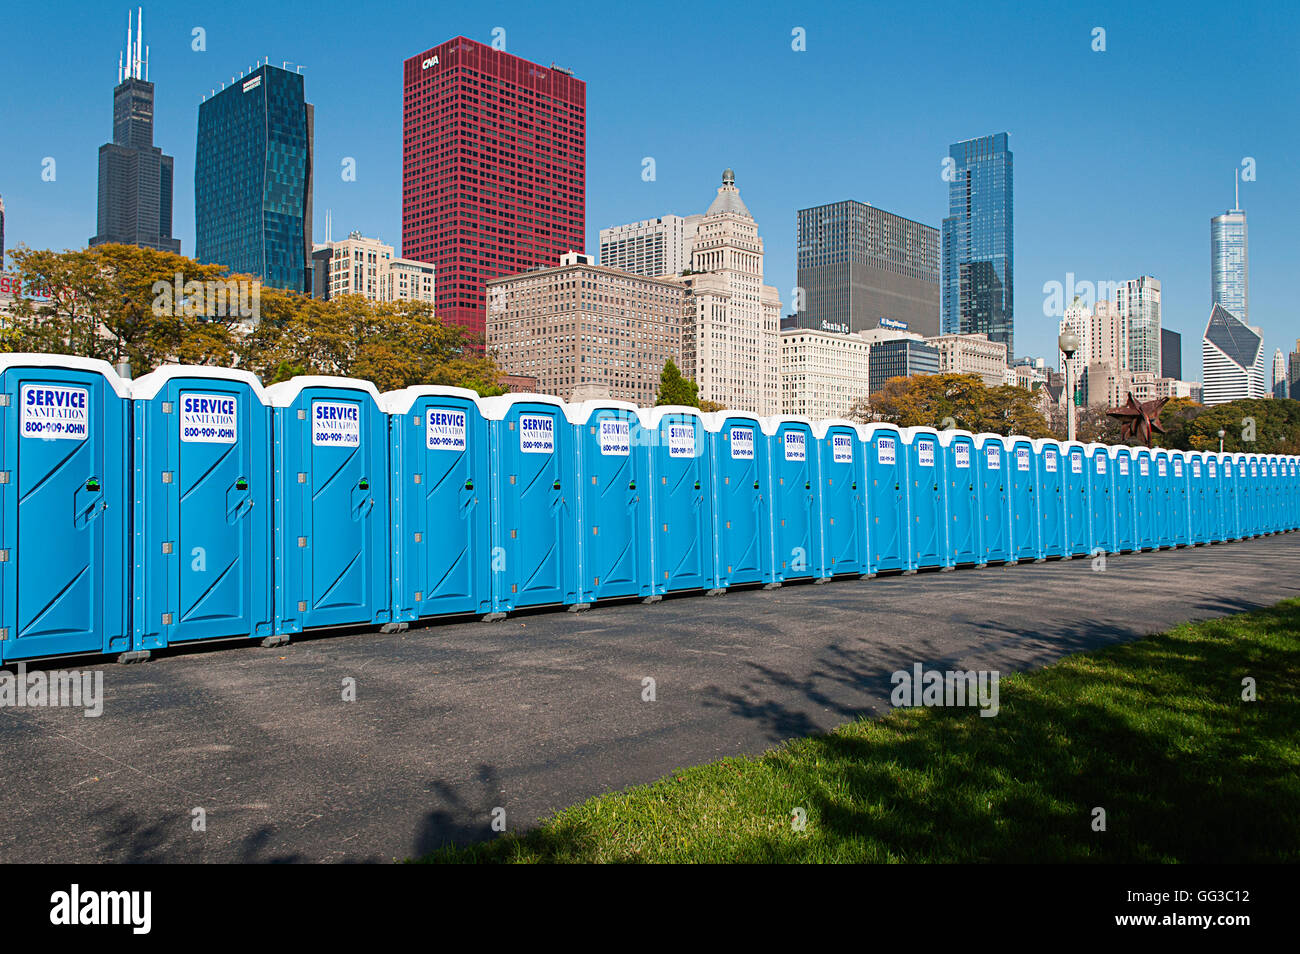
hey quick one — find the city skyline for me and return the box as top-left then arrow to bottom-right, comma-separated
0,1 -> 1294,381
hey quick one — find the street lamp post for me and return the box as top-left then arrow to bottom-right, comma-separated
1058,330 -> 1081,444
1219,428 -> 1226,453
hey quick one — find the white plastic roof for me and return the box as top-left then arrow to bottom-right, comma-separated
478,392 -> 568,421
129,364 -> 270,404
564,398 -> 641,426
0,353 -> 132,398
264,375 -> 383,409
381,385 -> 484,415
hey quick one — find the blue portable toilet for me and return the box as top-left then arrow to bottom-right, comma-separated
383,385 -> 493,623
1207,452 -> 1229,542
1006,435 -> 1040,563
1225,453 -> 1245,541
1242,454 -> 1259,538
1085,443 -> 1115,555
1133,448 -> 1156,550
1062,441 -> 1091,556
812,419 -> 867,579
0,354 -> 132,662
1187,452 -> 1208,545
862,424 -> 908,575
769,416 -> 822,584
1168,451 -> 1191,546
568,400 -> 654,604
1284,457 -> 1294,530
1152,450 -> 1173,548
481,394 -> 579,614
1110,446 -> 1137,552
637,406 -> 715,596
973,433 -> 1012,566
266,376 -> 390,639
938,430 -> 980,568
1267,455 -> 1283,533
902,427 -> 945,571
1217,452 -> 1236,537
1034,439 -> 1066,559
130,365 -> 274,656
705,410 -> 773,589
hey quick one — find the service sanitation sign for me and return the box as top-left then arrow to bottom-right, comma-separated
426,408 -> 466,451
519,413 -> 554,454
180,392 -> 237,443
20,384 -> 88,440
312,401 -> 360,447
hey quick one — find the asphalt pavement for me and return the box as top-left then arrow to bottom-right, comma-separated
2,534 -> 1297,862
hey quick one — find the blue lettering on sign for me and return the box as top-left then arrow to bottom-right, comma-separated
20,384 -> 91,440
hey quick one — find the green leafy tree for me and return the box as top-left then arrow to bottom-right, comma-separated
655,359 -> 699,407
6,244 -> 239,372
1167,398 -> 1300,453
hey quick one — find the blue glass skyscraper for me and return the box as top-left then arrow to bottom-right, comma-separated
942,133 -> 1014,357
1210,190 -> 1248,322
196,63 -> 314,292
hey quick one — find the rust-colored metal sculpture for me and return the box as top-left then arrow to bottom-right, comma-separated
1107,392 -> 1169,446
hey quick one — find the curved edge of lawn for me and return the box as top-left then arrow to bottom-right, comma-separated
413,599 -> 1300,863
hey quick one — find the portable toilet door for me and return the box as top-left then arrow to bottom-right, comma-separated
384,386 -> 492,623
1284,457 -> 1294,530
1187,452 -> 1208,545
1206,453 -> 1226,542
0,355 -> 131,662
638,406 -> 715,595
1083,444 -> 1114,555
770,417 -> 821,584
1168,451 -> 1190,546
974,434 -> 1012,566
266,377 -> 389,638
706,411 -> 772,590
903,427 -> 945,571
568,400 -> 653,604
1226,454 -> 1244,541
862,424 -> 908,575
938,430 -> 979,568
130,366 -> 274,653
1267,455 -> 1282,533
1242,454 -> 1259,538
1110,446 -> 1136,552
1153,450 -> 1173,548
1006,436 -> 1039,562
814,420 -> 866,578
1034,439 -> 1066,559
1133,448 -> 1155,550
1062,442 -> 1090,556
482,394 -> 579,614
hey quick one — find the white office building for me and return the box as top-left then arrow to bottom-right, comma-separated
780,328 -> 871,419
599,214 -> 702,279
1202,303 -> 1266,404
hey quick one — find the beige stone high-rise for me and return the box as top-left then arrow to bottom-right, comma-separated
485,252 -> 685,406
668,170 -> 781,415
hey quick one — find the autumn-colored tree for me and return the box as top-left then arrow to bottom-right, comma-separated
6,243 -> 241,372
5,245 -> 507,394
698,399 -> 726,413
1167,398 -> 1300,453
243,294 -> 506,394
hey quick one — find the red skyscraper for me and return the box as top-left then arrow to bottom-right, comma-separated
402,37 -> 586,340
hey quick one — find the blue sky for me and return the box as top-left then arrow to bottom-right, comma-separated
1,0 -> 1296,379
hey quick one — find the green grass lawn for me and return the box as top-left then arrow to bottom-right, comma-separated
416,599 -> 1300,863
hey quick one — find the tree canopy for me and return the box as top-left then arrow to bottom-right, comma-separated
857,373 -> 1053,438
655,359 -> 699,407
3,243 -> 504,395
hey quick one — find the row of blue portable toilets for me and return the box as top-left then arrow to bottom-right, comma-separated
2,352 -> 1298,663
